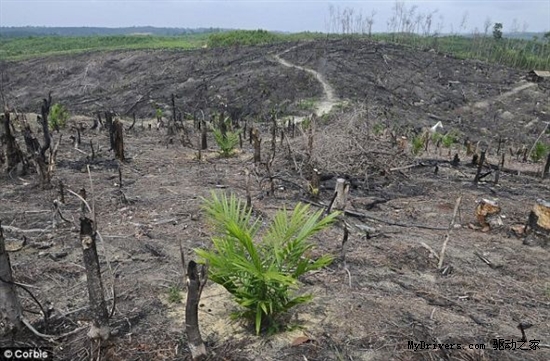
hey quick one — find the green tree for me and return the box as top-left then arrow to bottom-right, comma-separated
196,192 -> 338,335
493,23 -> 503,40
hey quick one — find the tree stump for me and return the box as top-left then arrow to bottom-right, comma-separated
333,178 -> 349,211
80,217 -> 110,341
526,199 -> 550,239
0,221 -> 23,337
113,119 -> 125,161
475,198 -> 502,232
252,128 -> 261,164
185,261 -> 208,361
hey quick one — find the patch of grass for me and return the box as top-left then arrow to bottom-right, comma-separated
167,285 -> 183,303
411,135 -> 425,155
441,133 -> 457,148
296,98 -> 316,111
196,192 -> 338,335
0,34 -> 208,60
372,123 -> 385,136
531,141 -> 548,162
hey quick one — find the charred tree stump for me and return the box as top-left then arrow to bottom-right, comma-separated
0,221 -> 23,337
80,217 -> 110,341
171,94 -> 177,123
185,261 -> 208,361
92,112 -> 103,131
105,111 -> 115,150
252,128 -> 261,164
40,94 -> 52,160
495,153 -> 505,184
113,119 -> 125,161
127,113 -> 136,132
308,168 -> 320,200
59,180 -> 65,204
543,153 -> 550,179
3,112 -> 23,173
473,150 -> 486,184
200,120 -> 207,150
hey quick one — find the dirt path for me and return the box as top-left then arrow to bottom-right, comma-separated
272,46 -> 337,121
470,81 -> 537,109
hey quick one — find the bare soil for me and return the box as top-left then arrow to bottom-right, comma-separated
1,39 -> 549,361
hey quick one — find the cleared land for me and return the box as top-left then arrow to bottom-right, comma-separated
1,38 -> 549,361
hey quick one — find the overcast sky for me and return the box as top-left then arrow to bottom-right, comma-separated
1,1 -> 549,34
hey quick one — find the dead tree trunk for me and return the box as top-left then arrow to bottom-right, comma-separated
495,153 -> 505,184
91,112 -> 102,131
185,261 -> 208,361
80,217 -> 110,341
3,112 -> 23,173
171,93 -> 177,123
113,119 -> 125,161
201,120 -> 207,150
308,168 -> 320,200
0,221 -> 23,337
40,94 -> 52,161
105,111 -> 115,150
473,150 -> 486,184
252,128 -> 261,164
543,153 -> 550,179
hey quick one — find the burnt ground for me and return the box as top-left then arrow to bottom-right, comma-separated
1,39 -> 550,361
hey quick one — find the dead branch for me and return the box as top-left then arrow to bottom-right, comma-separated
303,198 -> 448,230
438,195 -> 462,269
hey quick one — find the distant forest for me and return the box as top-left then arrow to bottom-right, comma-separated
0,26 -> 227,38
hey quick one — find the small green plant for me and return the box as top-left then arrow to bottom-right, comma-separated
531,141 -> 548,162
297,98 -> 316,111
441,133 -> 457,148
411,135 -> 425,155
48,103 -> 69,131
155,107 -> 163,120
372,123 -> 385,136
196,192 -> 338,335
431,132 -> 443,143
167,285 -> 183,303
212,128 -> 240,157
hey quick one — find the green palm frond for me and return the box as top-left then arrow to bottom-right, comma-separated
196,191 -> 338,335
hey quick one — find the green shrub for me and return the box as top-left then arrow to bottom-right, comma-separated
48,103 -> 69,131
531,141 -> 548,162
441,133 -> 457,148
196,192 -> 338,335
212,128 -> 240,157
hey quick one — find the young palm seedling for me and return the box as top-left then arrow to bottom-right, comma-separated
196,192 -> 339,335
